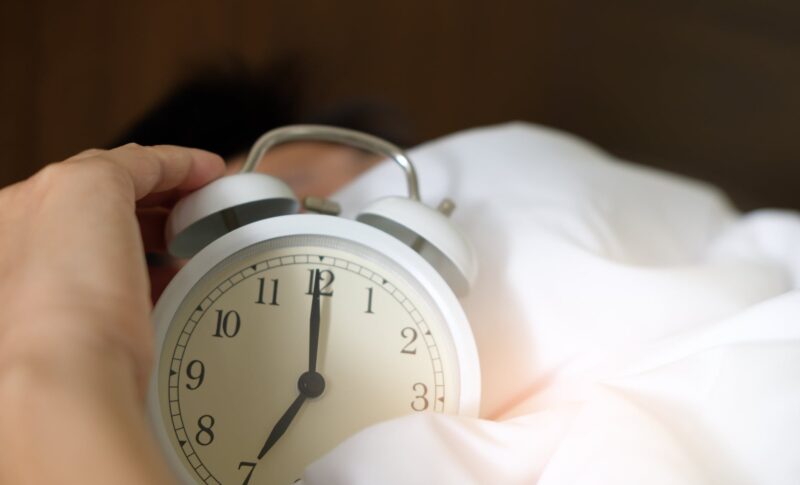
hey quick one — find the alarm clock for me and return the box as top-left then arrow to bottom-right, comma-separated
147,125 -> 481,484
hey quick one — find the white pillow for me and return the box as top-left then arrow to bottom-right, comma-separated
302,123 -> 800,485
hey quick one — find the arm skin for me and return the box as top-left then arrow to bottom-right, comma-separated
0,144 -> 225,485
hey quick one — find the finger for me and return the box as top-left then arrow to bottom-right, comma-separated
137,208 -> 169,252
66,143 -> 225,201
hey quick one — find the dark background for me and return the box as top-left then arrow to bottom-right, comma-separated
1,0 -> 798,210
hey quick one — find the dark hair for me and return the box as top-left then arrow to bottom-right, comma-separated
112,60 -> 414,158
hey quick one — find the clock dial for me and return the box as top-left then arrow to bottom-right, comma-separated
158,235 -> 458,484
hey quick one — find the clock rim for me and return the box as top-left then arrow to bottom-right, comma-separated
147,213 -> 481,484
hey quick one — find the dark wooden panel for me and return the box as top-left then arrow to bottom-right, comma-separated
536,0 -> 800,209
0,0 -> 39,185
34,0 -> 242,164
255,0 -> 558,138
1,0 -> 798,209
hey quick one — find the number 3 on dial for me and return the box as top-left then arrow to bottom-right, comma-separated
411,382 -> 429,411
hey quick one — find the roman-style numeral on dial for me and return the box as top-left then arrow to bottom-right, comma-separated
401,326 -> 418,354
306,269 -> 334,296
411,382 -> 429,411
238,462 -> 256,485
196,415 -> 215,446
185,359 -> 205,390
256,277 -> 279,305
365,287 -> 374,314
213,310 -> 241,338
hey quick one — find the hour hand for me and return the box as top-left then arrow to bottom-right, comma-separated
258,393 -> 306,459
257,372 -> 326,459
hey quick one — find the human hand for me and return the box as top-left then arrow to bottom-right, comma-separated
0,144 -> 225,484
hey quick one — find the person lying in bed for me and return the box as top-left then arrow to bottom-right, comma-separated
1,71 -> 798,485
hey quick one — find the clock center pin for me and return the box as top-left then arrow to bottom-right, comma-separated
298,371 -> 326,398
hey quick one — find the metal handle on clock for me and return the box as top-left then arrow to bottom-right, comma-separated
241,125 -> 421,201
239,124 -> 476,296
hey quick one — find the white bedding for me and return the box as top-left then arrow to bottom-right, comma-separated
301,122 -> 800,484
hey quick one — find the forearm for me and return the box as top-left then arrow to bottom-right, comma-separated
0,337 -> 173,485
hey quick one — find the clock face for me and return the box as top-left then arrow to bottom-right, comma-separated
157,234 -> 459,485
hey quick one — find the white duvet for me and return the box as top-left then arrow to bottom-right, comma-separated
301,123 -> 800,484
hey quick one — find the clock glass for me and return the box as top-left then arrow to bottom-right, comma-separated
157,234 -> 459,485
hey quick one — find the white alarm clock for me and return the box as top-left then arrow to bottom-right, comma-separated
147,125 -> 481,484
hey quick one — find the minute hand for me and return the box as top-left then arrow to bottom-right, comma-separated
308,269 -> 322,373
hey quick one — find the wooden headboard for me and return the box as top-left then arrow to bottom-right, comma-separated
1,0 -> 797,209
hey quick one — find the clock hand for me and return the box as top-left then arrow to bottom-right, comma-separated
258,393 -> 307,459
257,371 -> 327,460
308,269 -> 322,373
257,270 -> 327,460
